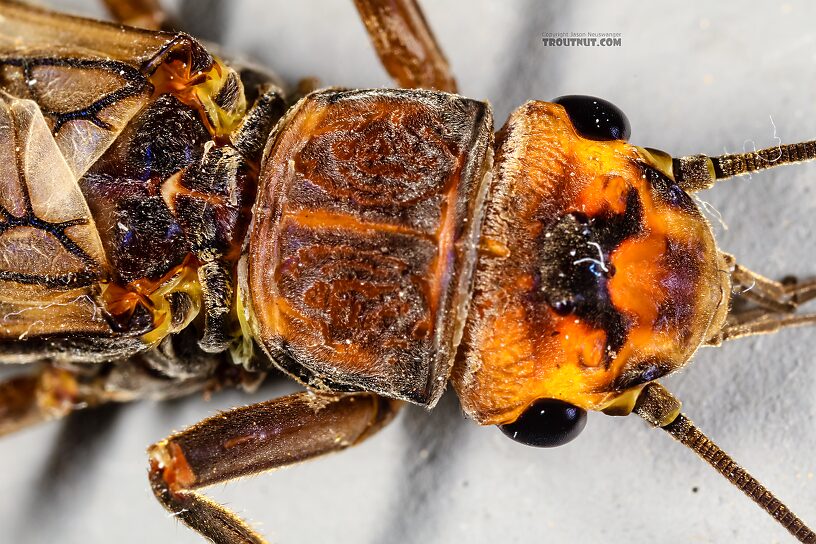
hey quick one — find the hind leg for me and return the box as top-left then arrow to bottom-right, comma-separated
0,334 -> 257,438
0,362 -> 207,437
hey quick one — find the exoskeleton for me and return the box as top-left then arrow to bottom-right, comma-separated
1,1 -> 815,542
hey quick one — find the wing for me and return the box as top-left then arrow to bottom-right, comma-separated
0,90 -> 115,342
0,3 -> 234,360
0,1 -> 179,178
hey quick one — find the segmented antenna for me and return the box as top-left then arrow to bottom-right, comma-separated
673,139 -> 816,192
635,383 -> 816,543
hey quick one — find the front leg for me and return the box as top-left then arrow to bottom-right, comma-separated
730,261 -> 816,312
707,256 -> 816,344
148,391 -> 401,543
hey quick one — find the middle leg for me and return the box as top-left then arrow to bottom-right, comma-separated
100,0 -> 173,30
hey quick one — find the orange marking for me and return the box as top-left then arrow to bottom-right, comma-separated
576,174 -> 631,216
160,171 -> 229,214
163,441 -> 197,493
427,156 -> 464,334
149,54 -> 244,140
555,318 -> 607,369
608,235 -> 667,327
481,237 -> 510,258
150,58 -> 209,99
150,57 -> 213,132
101,255 -> 201,342
223,434 -> 255,450
283,208 -> 434,242
37,368 -> 80,417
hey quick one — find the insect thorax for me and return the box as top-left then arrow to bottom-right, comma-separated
244,89 -> 493,406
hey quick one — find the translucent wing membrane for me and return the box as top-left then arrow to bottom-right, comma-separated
0,2 -> 173,178
0,91 -> 111,342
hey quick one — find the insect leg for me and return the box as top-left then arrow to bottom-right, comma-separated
352,0 -> 457,91
0,365 -> 125,437
181,87 -> 287,353
730,263 -> 816,312
148,391 -> 400,544
707,257 -> 816,344
0,341 -> 245,438
231,85 -> 287,160
710,309 -> 816,344
100,0 -> 172,30
0,369 -> 51,436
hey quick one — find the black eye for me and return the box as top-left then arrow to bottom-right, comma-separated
499,398 -> 587,447
552,95 -> 631,141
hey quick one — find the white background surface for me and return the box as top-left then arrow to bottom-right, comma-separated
2,1 -> 816,543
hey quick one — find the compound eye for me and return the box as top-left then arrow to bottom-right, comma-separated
498,398 -> 587,447
552,95 -> 631,141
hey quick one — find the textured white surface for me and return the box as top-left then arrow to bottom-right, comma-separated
1,1 -> 816,543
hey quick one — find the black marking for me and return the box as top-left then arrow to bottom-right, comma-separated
534,189 -> 644,367
642,164 -> 698,214
213,71 -> 241,111
142,34 -> 213,77
0,270 -> 97,288
0,206 -> 99,272
125,94 -> 211,180
0,106 -> 100,286
0,332 -> 147,363
232,88 -> 287,161
651,238 -> 705,345
272,339 -> 361,393
271,339 -> 433,405
107,196 -> 187,283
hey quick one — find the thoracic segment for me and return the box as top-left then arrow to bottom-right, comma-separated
246,89 -> 493,407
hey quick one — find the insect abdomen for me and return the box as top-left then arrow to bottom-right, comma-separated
246,89 -> 493,406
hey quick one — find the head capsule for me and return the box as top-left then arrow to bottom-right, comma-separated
452,98 -> 731,436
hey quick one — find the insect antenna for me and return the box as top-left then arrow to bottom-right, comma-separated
672,139 -> 816,192
634,382 -> 816,543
